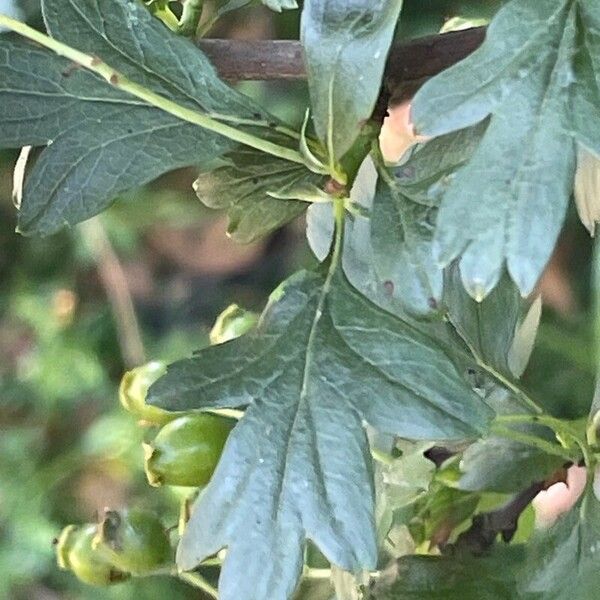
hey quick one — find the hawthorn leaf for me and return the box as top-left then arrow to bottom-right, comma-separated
307,125 -> 486,317
301,0 -> 403,160
457,434 -> 565,494
412,482 -> 483,546
193,144 -> 326,243
371,125 -> 486,316
375,441 -> 434,550
519,485 -> 600,599
412,0 -> 587,298
367,549 -> 523,599
444,266 -> 530,379
0,0 -> 288,236
149,265 -> 492,600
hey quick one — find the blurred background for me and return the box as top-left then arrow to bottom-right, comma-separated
0,0 -> 597,598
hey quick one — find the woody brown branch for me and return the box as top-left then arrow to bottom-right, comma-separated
198,26 -> 485,105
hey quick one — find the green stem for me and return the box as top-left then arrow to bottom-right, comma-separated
490,424 -> 577,462
148,2 -> 179,31
331,195 -> 345,268
447,315 -> 543,415
569,433 -> 595,470
178,0 -> 204,37
495,413 -> 580,436
0,15 -> 306,167
495,412 -> 598,467
206,112 -> 301,141
177,571 -> 219,598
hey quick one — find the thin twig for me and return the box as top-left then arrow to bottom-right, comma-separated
80,219 -> 145,368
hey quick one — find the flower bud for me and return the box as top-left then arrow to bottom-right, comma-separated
55,524 -> 129,586
144,414 -> 233,487
119,361 -> 177,425
209,304 -> 258,345
94,508 -> 172,575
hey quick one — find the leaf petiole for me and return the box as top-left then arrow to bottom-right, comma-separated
490,424 -> 578,463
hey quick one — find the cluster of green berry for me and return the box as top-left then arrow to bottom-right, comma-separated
55,305 -> 258,587
55,509 -> 172,585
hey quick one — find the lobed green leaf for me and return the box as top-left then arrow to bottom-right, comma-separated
0,0 -> 295,237
149,265 -> 492,600
412,0 -> 600,298
301,0 -> 403,161
194,144 -> 326,243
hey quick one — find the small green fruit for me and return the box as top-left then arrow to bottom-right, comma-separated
94,508 -> 172,575
55,524 -> 129,586
209,304 -> 258,344
119,361 -> 177,424
144,414 -> 233,487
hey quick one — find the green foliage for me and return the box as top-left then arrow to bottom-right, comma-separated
149,259 -> 491,598
456,435 -> 565,494
2,0 -> 600,598
521,485 -> 600,599
301,0 -> 403,162
372,125 -> 486,315
0,0 -> 272,235
193,143 -> 325,243
368,548 -> 523,599
412,0 -> 600,298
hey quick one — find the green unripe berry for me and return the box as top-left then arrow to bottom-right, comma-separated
94,508 -> 172,575
209,304 -> 258,345
119,361 -> 178,425
144,414 -> 233,487
55,524 -> 129,586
